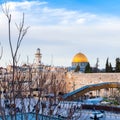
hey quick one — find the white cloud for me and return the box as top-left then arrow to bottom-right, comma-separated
2,1 -> 47,11
76,18 -> 86,24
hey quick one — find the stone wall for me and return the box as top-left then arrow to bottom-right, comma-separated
65,72 -> 120,92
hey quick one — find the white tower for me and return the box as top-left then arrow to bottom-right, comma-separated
35,48 -> 42,67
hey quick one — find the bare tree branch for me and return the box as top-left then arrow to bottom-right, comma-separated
0,42 -> 3,60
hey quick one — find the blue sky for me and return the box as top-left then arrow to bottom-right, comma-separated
0,0 -> 120,68
44,0 -> 120,15
8,0 -> 120,15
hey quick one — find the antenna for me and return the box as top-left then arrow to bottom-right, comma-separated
51,54 -> 53,66
27,56 -> 29,65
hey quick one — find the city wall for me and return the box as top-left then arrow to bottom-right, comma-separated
65,72 -> 120,92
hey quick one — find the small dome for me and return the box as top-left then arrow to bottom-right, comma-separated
72,52 -> 88,63
35,48 -> 41,56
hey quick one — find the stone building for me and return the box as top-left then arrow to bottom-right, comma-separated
71,52 -> 89,72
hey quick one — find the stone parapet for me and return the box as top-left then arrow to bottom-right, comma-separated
65,72 -> 120,92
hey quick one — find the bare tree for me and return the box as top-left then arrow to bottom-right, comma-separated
0,43 -> 3,61
0,42 -> 3,114
1,3 -> 29,120
0,3 -> 82,120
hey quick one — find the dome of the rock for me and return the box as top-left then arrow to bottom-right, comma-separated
72,53 -> 88,63
71,52 -> 89,72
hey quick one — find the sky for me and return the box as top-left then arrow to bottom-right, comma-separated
0,0 -> 120,68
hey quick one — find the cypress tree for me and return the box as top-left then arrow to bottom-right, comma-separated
115,58 -> 120,72
85,63 -> 92,73
74,65 -> 80,72
105,58 -> 109,72
105,58 -> 113,72
109,63 -> 113,72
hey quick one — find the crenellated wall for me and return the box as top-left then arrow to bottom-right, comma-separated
65,72 -> 120,92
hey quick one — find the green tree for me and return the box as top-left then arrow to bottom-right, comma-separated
105,58 -> 109,72
115,58 -> 120,72
109,63 -> 113,72
85,63 -> 92,73
105,58 -> 113,72
74,65 -> 80,72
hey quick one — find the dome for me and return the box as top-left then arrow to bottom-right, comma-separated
72,52 -> 88,63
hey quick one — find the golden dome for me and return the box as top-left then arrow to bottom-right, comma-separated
72,52 -> 88,63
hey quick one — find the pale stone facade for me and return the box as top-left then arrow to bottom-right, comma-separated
65,72 -> 120,93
